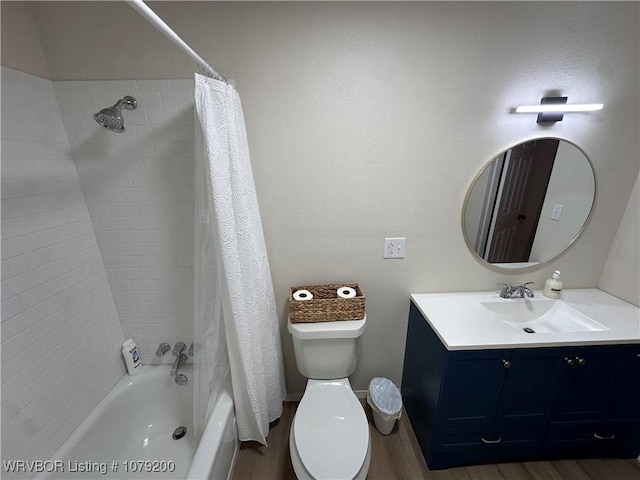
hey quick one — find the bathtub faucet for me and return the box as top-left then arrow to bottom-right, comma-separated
155,343 -> 170,357
173,342 -> 186,356
171,342 -> 187,377
171,353 -> 188,377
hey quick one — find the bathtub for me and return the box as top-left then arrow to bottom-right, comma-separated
37,365 -> 238,480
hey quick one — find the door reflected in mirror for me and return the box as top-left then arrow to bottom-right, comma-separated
463,138 -> 596,270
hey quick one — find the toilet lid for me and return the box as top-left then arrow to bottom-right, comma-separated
294,379 -> 369,480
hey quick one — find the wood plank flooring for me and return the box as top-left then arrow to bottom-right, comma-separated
232,401 -> 640,480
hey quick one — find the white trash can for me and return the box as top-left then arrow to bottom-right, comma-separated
367,377 -> 403,435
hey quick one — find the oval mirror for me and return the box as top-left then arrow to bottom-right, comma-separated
462,138 -> 596,271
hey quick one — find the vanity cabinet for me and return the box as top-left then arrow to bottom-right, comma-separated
546,344 -> 640,458
402,302 -> 640,470
435,347 -> 571,428
551,345 -> 623,422
606,345 -> 640,419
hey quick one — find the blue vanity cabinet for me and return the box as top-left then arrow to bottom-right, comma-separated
551,345 -> 624,422
402,300 -> 640,470
494,347 -> 572,426
609,345 -> 640,454
434,349 -> 511,427
606,345 -> 640,420
435,347 -> 572,428
402,302 -> 567,469
545,344 -> 640,458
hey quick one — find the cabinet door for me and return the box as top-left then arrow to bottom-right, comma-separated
496,347 -> 572,426
606,345 -> 640,419
435,350 -> 511,427
552,346 -> 623,422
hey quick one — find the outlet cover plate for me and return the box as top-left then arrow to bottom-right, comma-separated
384,237 -> 406,259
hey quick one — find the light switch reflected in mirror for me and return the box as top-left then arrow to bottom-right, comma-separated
462,138 -> 596,271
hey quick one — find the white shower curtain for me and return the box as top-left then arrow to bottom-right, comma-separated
193,73 -> 286,444
193,117 -> 229,439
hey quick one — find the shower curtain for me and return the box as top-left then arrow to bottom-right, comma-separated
193,118 -> 230,439
193,73 -> 286,444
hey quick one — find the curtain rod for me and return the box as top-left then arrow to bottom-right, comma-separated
126,0 -> 228,83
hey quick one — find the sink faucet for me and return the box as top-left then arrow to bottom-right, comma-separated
498,282 -> 535,299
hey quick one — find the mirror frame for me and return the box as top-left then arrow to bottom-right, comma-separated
461,137 -> 597,273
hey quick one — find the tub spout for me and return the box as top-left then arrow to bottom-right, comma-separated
155,342 -> 170,357
171,353 -> 188,376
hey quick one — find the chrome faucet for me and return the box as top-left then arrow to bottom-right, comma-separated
170,341 -> 188,379
173,342 -> 186,356
498,282 -> 535,299
171,353 -> 188,377
155,342 -> 170,357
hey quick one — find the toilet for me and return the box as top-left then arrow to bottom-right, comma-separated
288,316 -> 371,480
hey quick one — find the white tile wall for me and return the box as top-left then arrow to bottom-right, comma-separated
54,78 -> 195,364
1,67 -> 125,477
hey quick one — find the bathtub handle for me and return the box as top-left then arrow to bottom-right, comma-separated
173,342 -> 186,356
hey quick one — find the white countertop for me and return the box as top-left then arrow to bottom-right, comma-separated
410,288 -> 640,351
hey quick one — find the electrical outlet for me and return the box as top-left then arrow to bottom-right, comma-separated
551,203 -> 563,221
384,237 -> 406,259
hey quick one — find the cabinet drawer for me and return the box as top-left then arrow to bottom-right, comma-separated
431,425 -> 545,454
546,420 -> 640,458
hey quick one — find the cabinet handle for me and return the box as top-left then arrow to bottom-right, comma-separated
502,359 -> 511,369
564,357 -> 575,366
576,357 -> 586,366
593,432 -> 615,440
481,435 -> 502,445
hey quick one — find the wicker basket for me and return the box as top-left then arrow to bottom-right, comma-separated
289,283 -> 365,323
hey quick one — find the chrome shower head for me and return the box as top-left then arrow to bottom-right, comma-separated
93,96 -> 137,133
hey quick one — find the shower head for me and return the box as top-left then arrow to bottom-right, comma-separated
93,96 -> 137,133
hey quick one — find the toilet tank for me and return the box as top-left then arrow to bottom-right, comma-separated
288,317 -> 366,379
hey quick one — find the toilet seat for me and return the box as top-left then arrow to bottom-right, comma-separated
292,378 -> 370,480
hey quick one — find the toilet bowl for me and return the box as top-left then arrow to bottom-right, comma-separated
289,379 -> 371,480
288,317 -> 370,479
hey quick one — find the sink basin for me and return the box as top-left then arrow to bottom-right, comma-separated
480,299 -> 609,334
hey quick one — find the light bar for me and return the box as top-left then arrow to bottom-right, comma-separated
515,104 -> 604,113
514,96 -> 603,124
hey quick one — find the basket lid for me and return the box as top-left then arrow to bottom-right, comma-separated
288,316 -> 366,340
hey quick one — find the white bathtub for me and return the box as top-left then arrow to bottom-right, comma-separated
37,365 -> 238,480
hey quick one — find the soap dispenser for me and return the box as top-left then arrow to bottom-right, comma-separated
543,270 -> 563,299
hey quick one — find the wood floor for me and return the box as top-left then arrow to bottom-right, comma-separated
232,401 -> 640,480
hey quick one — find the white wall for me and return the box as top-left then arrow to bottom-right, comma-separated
2,2 -> 638,399
54,79 -> 196,364
180,2 -> 637,395
1,67 -> 125,476
599,173 -> 640,307
0,2 -> 50,79
531,141 -> 596,262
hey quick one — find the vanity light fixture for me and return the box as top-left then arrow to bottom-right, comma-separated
515,96 -> 603,124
